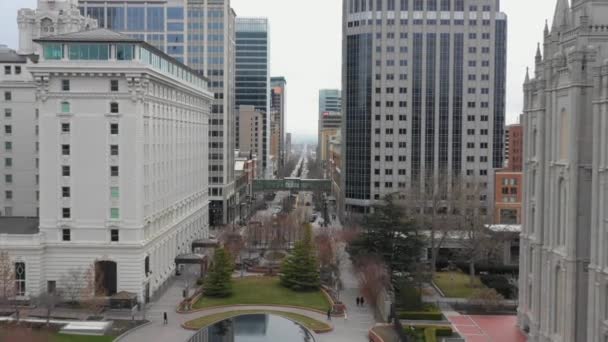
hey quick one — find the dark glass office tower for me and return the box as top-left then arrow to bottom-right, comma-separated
342,0 -> 507,214
235,18 -> 270,178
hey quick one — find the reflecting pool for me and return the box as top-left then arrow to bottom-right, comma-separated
187,314 -> 315,342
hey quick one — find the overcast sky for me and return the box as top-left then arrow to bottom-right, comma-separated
0,0 -> 557,142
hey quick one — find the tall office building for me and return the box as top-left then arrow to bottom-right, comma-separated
270,76 -> 286,173
78,0 -> 237,225
318,89 -> 341,156
235,18 -> 270,177
518,1 -> 608,341
342,0 -> 507,214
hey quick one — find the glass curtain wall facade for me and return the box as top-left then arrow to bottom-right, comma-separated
79,0 -> 237,225
342,0 -> 507,213
235,18 -> 270,177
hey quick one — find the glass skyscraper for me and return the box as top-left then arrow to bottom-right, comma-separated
78,0 -> 237,225
342,0 -> 507,214
235,17 -> 270,177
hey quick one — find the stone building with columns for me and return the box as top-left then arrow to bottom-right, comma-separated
518,0 -> 608,341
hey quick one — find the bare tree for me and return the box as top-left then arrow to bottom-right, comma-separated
357,256 -> 390,308
397,173 -> 465,277
80,264 -> 106,317
453,179 -> 499,286
0,251 -> 20,322
60,268 -> 85,304
33,290 -> 62,325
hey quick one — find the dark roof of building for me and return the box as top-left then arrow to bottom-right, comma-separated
33,28 -> 140,43
0,46 -> 27,63
0,217 -> 39,235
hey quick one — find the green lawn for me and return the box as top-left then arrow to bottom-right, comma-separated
433,271 -> 484,298
184,310 -> 331,332
193,277 -> 331,312
52,334 -> 114,342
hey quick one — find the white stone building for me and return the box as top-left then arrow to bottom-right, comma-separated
518,0 -> 608,341
0,28 -> 212,303
0,0 -> 97,218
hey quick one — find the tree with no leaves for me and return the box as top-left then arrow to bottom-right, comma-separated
0,251 -> 20,322
33,290 -> 62,325
60,267 -> 85,304
453,179 -> 499,286
356,256 -> 390,308
80,264 -> 106,317
398,173 -> 463,277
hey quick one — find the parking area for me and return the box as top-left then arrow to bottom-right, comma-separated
447,315 -> 526,342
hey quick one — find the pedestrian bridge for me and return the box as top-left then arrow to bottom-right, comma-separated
252,178 -> 331,192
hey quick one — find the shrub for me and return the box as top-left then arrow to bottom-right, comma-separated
468,288 -> 504,312
480,274 -> 516,299
397,311 -> 444,321
424,328 -> 437,342
396,282 -> 423,311
403,326 -> 453,342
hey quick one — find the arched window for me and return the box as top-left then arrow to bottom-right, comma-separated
40,18 -> 53,34
557,178 -> 567,246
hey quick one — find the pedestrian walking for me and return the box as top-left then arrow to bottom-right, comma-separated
356,297 -> 360,306
327,308 -> 332,321
163,312 -> 168,325
361,296 -> 365,306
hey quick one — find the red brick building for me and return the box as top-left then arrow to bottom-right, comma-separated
494,122 -> 523,224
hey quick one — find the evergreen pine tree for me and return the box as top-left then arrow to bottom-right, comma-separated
280,224 -> 320,291
204,247 -> 234,298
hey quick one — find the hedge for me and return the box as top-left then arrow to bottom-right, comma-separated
480,274 -> 516,299
404,326 -> 453,342
436,260 -> 519,275
397,311 -> 444,321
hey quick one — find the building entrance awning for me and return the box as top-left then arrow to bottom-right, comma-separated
175,253 -> 208,264
192,239 -> 219,249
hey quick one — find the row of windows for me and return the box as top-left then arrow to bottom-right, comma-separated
62,79 -> 119,92
3,65 -> 22,75
348,19 -> 492,27
349,0 -> 494,13
61,227 -> 119,242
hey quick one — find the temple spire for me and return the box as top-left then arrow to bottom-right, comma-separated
552,0 -> 570,29
525,67 -> 530,82
544,20 -> 549,36
535,43 -> 542,62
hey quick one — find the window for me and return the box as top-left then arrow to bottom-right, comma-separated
110,102 -> 119,114
62,228 -> 71,241
62,165 -> 70,176
5,174 -> 12,184
111,229 -> 119,242
110,123 -> 119,135
61,101 -> 70,113
111,187 -> 119,198
15,66 -> 21,75
62,80 -> 70,91
4,92 -> 11,101
62,187 -> 70,198
47,280 -> 56,294
4,66 -> 10,75
110,145 -> 119,156
111,166 -> 119,177
4,125 -> 11,135
4,206 -> 12,216
110,80 -> 119,92
67,43 -> 110,60
62,207 -> 71,219
4,142 -> 11,152
4,109 -> 11,118
61,144 -> 70,156
4,158 -> 11,167
110,208 -> 120,219
116,44 -> 134,60
5,191 -> 12,200
14,262 -> 25,296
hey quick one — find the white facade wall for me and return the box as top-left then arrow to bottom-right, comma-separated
0,60 -> 38,217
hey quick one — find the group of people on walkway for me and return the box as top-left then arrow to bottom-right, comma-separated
355,296 -> 365,307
